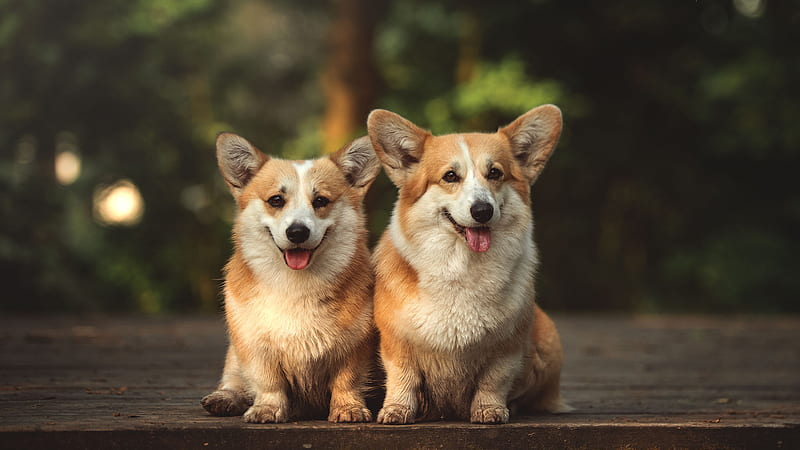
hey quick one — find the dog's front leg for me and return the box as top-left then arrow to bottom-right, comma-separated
241,355 -> 290,423
328,339 -> 374,423
469,350 -> 523,424
377,355 -> 420,424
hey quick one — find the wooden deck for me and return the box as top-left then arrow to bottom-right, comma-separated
1,314 -> 798,449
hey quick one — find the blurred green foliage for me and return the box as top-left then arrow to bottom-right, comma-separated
1,0 -> 798,313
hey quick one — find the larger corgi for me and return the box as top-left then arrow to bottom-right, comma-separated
368,105 -> 568,424
201,133 -> 381,423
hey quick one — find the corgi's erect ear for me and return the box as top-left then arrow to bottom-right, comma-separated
367,109 -> 430,186
216,132 -> 269,197
330,136 -> 381,197
499,104 -> 563,184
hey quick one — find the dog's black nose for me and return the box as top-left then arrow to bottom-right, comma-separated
286,223 -> 310,244
470,201 -> 494,224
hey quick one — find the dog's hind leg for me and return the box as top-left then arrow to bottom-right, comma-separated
201,345 -> 253,416
515,306 -> 572,414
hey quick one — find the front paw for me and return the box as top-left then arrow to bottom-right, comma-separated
201,389 -> 251,416
329,404 -> 372,423
470,404 -> 510,424
243,404 -> 288,423
377,403 -> 415,425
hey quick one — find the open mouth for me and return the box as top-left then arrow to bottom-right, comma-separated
283,248 -> 314,270
443,209 -> 492,253
266,227 -> 325,270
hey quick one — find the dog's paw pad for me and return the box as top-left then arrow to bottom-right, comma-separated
243,404 -> 288,423
377,403 -> 415,425
329,404 -> 372,423
470,405 -> 510,424
201,390 -> 250,417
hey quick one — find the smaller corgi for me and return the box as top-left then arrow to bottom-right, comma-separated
368,105 -> 568,424
201,133 -> 381,423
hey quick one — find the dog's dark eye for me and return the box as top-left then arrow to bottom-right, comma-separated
487,167 -> 503,180
442,170 -> 460,183
266,195 -> 285,208
312,196 -> 330,209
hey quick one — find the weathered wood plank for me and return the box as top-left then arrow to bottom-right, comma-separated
0,314 -> 798,448
2,426 -> 797,450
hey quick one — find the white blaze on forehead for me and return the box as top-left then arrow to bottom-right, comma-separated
293,160 -> 314,188
456,136 -> 490,205
286,159 -> 316,229
457,136 -> 475,177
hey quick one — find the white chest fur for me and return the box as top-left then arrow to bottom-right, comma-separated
390,219 -> 537,352
227,283 -> 358,362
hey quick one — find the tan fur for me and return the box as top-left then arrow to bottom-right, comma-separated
368,105 -> 568,424
201,134 -> 381,423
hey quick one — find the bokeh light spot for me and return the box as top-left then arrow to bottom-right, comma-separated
734,0 -> 766,19
55,151 -> 81,185
94,180 -> 145,226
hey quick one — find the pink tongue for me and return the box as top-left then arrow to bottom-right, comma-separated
285,249 -> 312,270
465,228 -> 491,252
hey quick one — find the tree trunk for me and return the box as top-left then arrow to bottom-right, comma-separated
321,0 -> 382,153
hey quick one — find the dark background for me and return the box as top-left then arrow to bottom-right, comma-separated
1,0 -> 798,313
